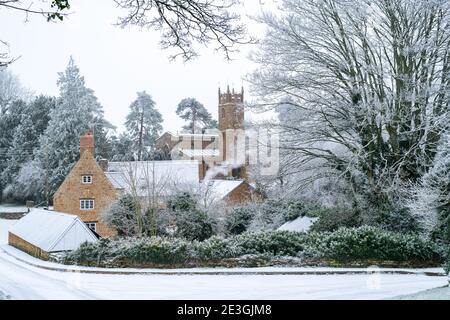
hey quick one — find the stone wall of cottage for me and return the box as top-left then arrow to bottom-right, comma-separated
8,232 -> 50,260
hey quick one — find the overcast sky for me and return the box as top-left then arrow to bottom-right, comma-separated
1,0 -> 275,133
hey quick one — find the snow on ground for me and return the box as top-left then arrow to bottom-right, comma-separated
0,219 -> 17,244
392,286 -> 450,300
278,216 -> 318,232
0,219 -> 448,300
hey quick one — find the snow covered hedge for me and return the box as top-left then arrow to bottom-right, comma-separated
304,226 -> 442,262
62,227 -> 443,268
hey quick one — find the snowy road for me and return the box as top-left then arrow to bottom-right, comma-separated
0,219 -> 448,300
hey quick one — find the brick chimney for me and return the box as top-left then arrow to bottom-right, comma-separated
80,130 -> 95,156
98,158 -> 108,171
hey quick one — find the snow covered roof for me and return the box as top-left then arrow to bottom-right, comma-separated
203,180 -> 245,200
278,216 -> 318,233
105,160 -> 200,196
157,131 -> 219,141
9,209 -> 97,252
178,133 -> 219,139
181,149 -> 220,158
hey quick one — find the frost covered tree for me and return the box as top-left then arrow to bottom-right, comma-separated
249,0 -> 450,211
0,99 -> 27,197
29,57 -> 113,202
102,194 -> 139,237
110,132 -> 135,161
0,95 -> 55,201
125,91 -> 163,161
176,98 -> 217,133
409,133 -> 450,239
0,69 -> 31,113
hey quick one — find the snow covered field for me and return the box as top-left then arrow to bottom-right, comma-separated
0,219 -> 448,300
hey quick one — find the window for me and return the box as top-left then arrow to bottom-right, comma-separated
85,222 -> 97,232
80,199 -> 95,210
82,175 -> 93,184
221,108 -> 225,118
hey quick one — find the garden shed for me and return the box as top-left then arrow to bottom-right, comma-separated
8,208 -> 98,260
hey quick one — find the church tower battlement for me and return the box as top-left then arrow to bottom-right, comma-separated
218,85 -> 244,131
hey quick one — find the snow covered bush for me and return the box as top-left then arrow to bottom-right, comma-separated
304,226 -> 442,262
64,227 -> 442,268
102,194 -> 140,237
64,237 -> 192,267
223,199 -> 305,236
309,207 -> 362,232
159,192 -> 217,241
363,204 -> 420,234
230,231 -> 306,257
224,206 -> 255,235
193,236 -> 237,261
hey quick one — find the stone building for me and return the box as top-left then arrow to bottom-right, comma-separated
53,131 -> 118,237
156,86 -> 248,180
52,88 -> 260,238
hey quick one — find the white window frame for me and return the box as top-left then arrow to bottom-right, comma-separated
85,222 -> 97,232
80,199 -> 95,211
82,175 -> 93,184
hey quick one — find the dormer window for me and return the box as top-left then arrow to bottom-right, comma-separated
82,175 -> 92,184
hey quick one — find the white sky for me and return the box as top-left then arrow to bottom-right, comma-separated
0,0 -> 276,133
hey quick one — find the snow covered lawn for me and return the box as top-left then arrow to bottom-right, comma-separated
0,219 -> 448,300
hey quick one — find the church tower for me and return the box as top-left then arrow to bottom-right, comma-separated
218,86 -> 246,179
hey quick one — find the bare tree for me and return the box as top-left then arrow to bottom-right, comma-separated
114,0 -> 251,60
103,161 -> 197,236
249,0 -> 450,206
0,0 -> 70,66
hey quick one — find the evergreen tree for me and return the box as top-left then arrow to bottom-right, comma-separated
176,98 -> 217,134
0,99 -> 28,198
110,132 -> 135,161
125,91 -> 163,161
31,57 -> 112,201
0,96 -> 55,201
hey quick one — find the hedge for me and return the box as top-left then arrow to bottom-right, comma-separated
62,227 -> 443,267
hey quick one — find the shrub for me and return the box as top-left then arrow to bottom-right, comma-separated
173,209 -> 216,241
280,200 -> 306,221
102,194 -> 139,237
194,236 -> 237,260
363,204 -> 421,234
64,227 -> 443,268
161,192 -> 216,241
304,226 -> 441,262
64,237 -> 192,267
224,206 -> 254,235
231,231 -> 306,256
120,237 -> 191,265
309,207 -> 362,232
